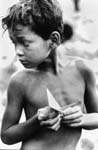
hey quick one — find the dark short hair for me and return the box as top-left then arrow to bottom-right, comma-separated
2,0 -> 63,40
62,23 -> 73,43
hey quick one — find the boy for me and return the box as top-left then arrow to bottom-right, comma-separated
1,0 -> 98,150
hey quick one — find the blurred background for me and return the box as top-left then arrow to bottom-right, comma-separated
0,0 -> 98,149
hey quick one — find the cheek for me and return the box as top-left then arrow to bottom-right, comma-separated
33,43 -> 49,56
25,42 -> 49,60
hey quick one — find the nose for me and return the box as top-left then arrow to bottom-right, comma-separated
15,45 -> 24,57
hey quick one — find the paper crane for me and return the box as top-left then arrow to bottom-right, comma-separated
46,88 -> 80,113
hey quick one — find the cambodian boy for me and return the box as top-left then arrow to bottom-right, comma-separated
1,0 -> 98,150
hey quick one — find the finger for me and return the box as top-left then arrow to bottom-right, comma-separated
48,117 -> 61,131
38,113 -> 46,121
63,106 -> 81,116
54,124 -> 61,131
71,106 -> 81,113
63,107 -> 72,116
40,115 -> 60,126
63,111 -> 83,120
38,106 -> 50,120
62,117 -> 82,124
68,121 -> 82,127
51,117 -> 61,131
47,124 -> 60,131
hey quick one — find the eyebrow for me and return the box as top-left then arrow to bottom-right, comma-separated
9,36 -> 23,43
10,36 -> 32,44
16,36 -> 25,41
14,26 -> 23,32
18,35 -> 34,41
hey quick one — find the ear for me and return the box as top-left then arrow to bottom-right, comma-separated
49,31 -> 61,49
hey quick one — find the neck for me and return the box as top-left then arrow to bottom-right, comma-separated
37,49 -> 58,74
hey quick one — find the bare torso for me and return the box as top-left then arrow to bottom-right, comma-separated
20,60 -> 85,150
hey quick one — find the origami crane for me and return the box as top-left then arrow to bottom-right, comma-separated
46,88 -> 79,113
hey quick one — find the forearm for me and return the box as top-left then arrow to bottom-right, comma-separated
1,114 -> 40,144
82,113 -> 98,130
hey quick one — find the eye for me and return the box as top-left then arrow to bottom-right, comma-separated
23,40 -> 30,47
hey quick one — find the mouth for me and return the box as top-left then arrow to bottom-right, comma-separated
19,60 -> 33,68
20,59 -> 28,62
20,59 -> 29,64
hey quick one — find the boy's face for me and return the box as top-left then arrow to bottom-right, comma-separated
8,24 -> 51,68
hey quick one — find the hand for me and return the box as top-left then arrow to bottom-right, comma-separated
40,115 -> 61,131
61,105 -> 83,127
37,106 -> 61,131
37,106 -> 50,121
37,106 -> 58,120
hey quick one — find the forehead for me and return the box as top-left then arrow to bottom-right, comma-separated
8,24 -> 36,39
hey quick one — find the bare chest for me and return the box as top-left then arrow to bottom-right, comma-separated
24,68 -> 85,113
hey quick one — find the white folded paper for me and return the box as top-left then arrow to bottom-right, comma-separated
46,88 -> 62,112
46,88 -> 79,112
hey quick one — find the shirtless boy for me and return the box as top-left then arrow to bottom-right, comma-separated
1,0 -> 98,150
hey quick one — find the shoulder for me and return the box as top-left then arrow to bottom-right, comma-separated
8,68 -> 40,90
9,69 -> 27,86
7,69 -> 26,95
10,68 -> 37,83
75,59 -> 96,85
8,69 -> 36,92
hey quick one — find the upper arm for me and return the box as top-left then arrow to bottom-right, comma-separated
84,67 -> 98,113
1,75 -> 24,132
